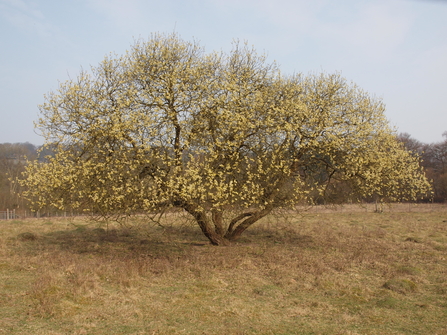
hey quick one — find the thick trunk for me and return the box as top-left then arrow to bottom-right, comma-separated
212,209 -> 225,236
183,202 -> 272,245
183,203 -> 228,246
225,212 -> 255,236
225,207 -> 272,241
199,224 -> 229,246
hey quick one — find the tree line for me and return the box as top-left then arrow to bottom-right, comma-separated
0,142 -> 37,211
0,143 -> 56,211
398,132 -> 447,202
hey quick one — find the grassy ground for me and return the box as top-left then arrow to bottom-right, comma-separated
0,204 -> 446,334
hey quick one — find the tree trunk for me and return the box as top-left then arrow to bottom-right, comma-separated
225,207 -> 272,241
183,203 -> 272,245
212,209 -> 225,236
183,203 -> 228,246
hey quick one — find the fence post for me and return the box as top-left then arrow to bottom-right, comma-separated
6,209 -> 9,220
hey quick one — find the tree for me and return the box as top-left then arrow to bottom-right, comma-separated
420,133 -> 447,202
397,133 -> 423,156
20,33 -> 431,245
397,131 -> 447,203
0,143 -> 37,210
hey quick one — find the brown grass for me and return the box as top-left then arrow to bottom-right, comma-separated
1,204 -> 446,334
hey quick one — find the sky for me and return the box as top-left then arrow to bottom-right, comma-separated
0,0 -> 446,145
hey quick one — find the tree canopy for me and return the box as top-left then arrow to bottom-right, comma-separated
398,132 -> 447,202
20,33 -> 431,245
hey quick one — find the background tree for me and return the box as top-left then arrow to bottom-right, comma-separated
0,143 -> 37,211
397,132 -> 447,202
397,133 -> 423,156
20,33 -> 431,245
422,133 -> 447,202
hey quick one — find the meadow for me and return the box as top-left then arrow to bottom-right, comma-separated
1,204 -> 446,334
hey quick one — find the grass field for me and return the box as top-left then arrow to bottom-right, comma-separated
1,204 -> 446,334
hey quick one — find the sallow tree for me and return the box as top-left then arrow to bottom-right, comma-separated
20,33 -> 431,245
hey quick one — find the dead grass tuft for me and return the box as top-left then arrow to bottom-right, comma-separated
17,232 -> 37,241
383,278 -> 418,294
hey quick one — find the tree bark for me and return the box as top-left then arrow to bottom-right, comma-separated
212,209 -> 225,236
183,203 -> 228,245
225,212 -> 255,236
183,202 -> 272,245
225,207 -> 272,241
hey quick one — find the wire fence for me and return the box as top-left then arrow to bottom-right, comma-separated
0,209 -> 18,220
304,202 -> 447,213
1,202 -> 446,220
0,209 -> 80,220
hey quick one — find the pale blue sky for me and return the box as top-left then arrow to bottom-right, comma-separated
1,0 -> 446,144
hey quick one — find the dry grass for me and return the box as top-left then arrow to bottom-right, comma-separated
1,204 -> 446,334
